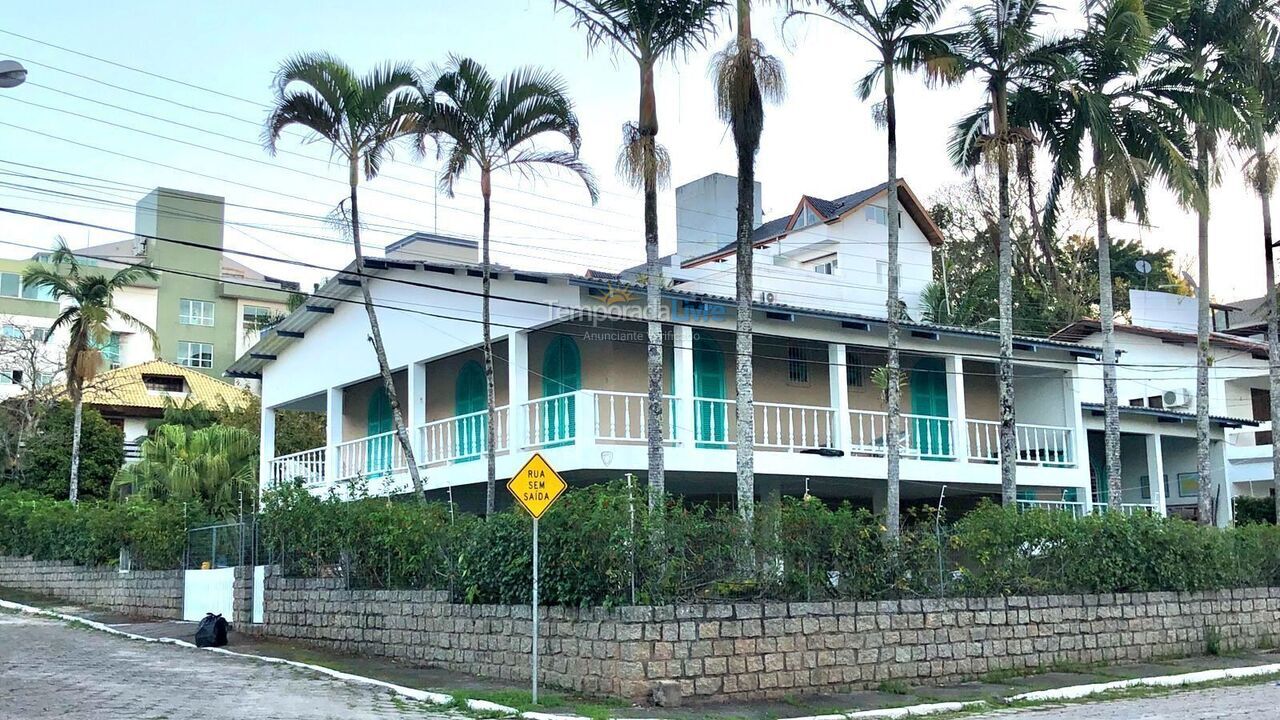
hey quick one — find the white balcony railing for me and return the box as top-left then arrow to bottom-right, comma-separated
1016,499 -> 1086,517
268,446 -> 327,487
592,391 -> 677,443
756,402 -> 837,452
967,420 -> 1075,467
523,391 -> 580,449
334,430 -> 408,482
848,410 -> 956,460
417,406 -> 508,466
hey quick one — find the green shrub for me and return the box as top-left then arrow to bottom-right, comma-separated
1234,496 -> 1277,526
17,402 -> 124,501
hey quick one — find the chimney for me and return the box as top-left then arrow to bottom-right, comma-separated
675,173 -> 762,261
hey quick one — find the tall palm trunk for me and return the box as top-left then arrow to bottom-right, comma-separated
1194,128 -> 1213,524
994,84 -> 1017,504
1260,141 -> 1280,525
732,0 -> 757,528
884,61 -> 902,539
348,159 -> 424,499
1093,144 -> 1122,509
481,169 -> 497,515
69,387 -> 83,504
640,58 -> 665,511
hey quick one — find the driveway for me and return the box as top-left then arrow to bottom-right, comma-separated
968,682 -> 1280,719
0,611 -> 460,719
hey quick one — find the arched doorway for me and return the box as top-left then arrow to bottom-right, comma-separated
455,360 -> 485,461
694,333 -> 727,447
541,336 -> 581,446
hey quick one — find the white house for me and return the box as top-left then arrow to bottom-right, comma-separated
231,173 -> 1102,515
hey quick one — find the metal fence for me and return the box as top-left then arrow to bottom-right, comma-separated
185,520 -> 259,570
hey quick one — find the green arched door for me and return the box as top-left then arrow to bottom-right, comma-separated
456,360 -> 486,461
909,357 -> 950,457
694,333 -> 727,447
541,336 -> 581,446
366,386 -> 394,476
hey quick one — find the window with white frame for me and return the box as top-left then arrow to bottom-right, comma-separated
0,273 -> 19,298
242,305 -> 273,332
846,349 -> 865,389
875,260 -> 890,285
865,206 -> 887,225
786,345 -> 810,385
794,205 -> 820,230
20,280 -> 53,301
177,341 -> 213,368
810,255 -> 838,275
179,299 -> 215,326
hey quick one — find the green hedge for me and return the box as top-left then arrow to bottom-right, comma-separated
258,482 -> 1280,605
0,488 -> 189,569
1235,496 -> 1278,526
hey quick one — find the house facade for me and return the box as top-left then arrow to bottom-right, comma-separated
0,188 -> 298,397
233,174 -> 1108,514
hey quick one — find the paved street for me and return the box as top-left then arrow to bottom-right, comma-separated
0,611 -> 459,719
969,682 -> 1280,719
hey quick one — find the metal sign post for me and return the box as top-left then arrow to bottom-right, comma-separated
506,452 -> 566,707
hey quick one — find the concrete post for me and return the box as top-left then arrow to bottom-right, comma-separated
828,343 -> 851,454
258,404 -> 276,493
1064,367 -> 1092,511
508,330 -> 529,451
407,360 -> 426,459
673,324 -> 695,445
945,355 -> 968,461
1145,433 -> 1167,516
325,386 -> 343,484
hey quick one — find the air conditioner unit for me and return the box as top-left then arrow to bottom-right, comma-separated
758,291 -> 778,304
1162,389 -> 1192,409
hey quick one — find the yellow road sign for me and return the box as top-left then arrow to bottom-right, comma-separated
506,453 -> 567,519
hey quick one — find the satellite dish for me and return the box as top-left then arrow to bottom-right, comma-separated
0,60 -> 27,89
1134,259 -> 1153,275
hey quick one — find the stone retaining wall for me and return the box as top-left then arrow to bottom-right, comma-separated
260,573 -> 1280,702
0,556 -> 182,619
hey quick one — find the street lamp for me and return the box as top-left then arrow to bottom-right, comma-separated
0,60 -> 27,89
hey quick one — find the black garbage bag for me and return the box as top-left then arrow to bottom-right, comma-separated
194,613 -> 229,648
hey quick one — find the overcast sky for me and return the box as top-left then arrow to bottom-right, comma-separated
0,1 -> 1269,318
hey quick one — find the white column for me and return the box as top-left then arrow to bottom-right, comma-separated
508,330 -> 529,452
407,360 -> 426,459
258,404 -> 276,494
945,355 -> 968,461
1211,440 -> 1230,527
326,386 -> 344,483
673,324 -> 695,445
1064,366 -> 1092,509
829,343 -> 851,454
1146,433 -> 1167,516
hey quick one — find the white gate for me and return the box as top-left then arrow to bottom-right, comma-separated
183,567 -> 235,621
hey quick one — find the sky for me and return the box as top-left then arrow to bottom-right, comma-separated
0,1 -> 1270,320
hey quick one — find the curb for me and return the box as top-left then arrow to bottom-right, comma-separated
5,598 -> 1279,720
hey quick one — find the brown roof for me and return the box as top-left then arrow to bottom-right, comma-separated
1051,320 -> 1270,357
53,360 -> 251,413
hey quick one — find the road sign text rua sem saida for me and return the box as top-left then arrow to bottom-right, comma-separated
506,453 -> 566,519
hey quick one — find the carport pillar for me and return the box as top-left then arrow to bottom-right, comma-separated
673,324 -> 695,445
258,404 -> 275,494
944,355 -> 968,461
1065,366 -> 1092,511
828,343 -> 851,453
1212,440 -> 1231,527
407,361 -> 426,434
508,330 -> 529,450
325,386 -> 343,483
1145,433 -> 1167,516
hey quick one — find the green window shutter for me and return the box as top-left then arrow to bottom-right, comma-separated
908,357 -> 951,458
540,336 -> 581,446
693,333 -> 727,447
366,387 -> 394,476
455,361 -> 485,461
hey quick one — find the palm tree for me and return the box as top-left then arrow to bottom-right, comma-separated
711,1 -> 785,526
1229,18 -> 1280,523
264,53 -> 427,499
424,56 -> 599,515
1033,0 -> 1198,510
23,242 -> 158,504
555,0 -> 725,510
1158,0 -> 1256,523
786,0 -> 956,538
948,0 -> 1067,505
113,424 -> 258,519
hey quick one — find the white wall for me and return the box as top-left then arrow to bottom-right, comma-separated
110,286 -> 160,367
1130,289 -> 1198,333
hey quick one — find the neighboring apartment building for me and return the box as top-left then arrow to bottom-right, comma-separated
233,173 -> 1110,515
0,187 -> 298,397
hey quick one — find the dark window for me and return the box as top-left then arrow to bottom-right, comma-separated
1129,398 -> 1145,407
787,346 -> 809,385
142,374 -> 186,393
846,349 -> 865,388
1147,394 -> 1164,409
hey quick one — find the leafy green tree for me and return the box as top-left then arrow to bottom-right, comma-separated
786,0 -> 956,538
18,402 -> 123,501
555,0 -> 725,507
711,0 -> 785,527
23,242 -> 157,503
216,395 -> 326,457
425,56 -> 598,514
264,53 -> 427,499
113,424 -> 257,520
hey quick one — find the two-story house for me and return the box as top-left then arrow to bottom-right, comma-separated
0,188 -> 299,400
232,173 -> 1103,515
